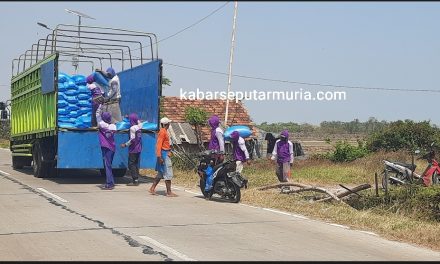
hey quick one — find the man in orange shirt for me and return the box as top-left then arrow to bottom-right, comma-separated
149,117 -> 178,197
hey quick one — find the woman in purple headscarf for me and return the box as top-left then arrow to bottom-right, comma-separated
230,131 -> 250,173
96,105 -> 117,189
271,130 -> 294,187
121,113 -> 145,186
208,115 -> 225,163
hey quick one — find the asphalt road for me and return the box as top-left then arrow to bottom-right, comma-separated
1,148 -> 439,261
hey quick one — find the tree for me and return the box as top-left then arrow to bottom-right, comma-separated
184,106 -> 208,151
162,76 -> 172,86
366,120 -> 440,152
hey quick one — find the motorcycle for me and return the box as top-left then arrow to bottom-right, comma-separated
381,143 -> 440,188
197,150 -> 248,203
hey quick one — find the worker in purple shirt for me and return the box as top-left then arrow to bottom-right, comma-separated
230,131 -> 251,173
202,115 -> 225,192
271,130 -> 294,191
121,113 -> 145,186
96,104 -> 117,190
208,115 -> 225,164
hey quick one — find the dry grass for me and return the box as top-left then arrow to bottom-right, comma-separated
152,151 -> 440,252
242,188 -> 440,251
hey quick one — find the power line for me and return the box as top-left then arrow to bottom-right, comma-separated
157,2 -> 231,45
112,1 -> 231,56
4,61 -> 439,94
164,62 -> 440,93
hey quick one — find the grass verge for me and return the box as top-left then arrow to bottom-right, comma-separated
0,139 -> 9,148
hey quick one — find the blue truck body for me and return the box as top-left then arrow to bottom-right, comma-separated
57,60 -> 161,169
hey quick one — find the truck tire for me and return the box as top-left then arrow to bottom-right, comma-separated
100,168 -> 127,178
12,156 -> 32,169
113,168 -> 127,177
32,142 -> 44,178
32,140 -> 57,178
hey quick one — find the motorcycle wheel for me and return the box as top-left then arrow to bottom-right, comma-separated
381,170 -> 406,189
432,172 -> 440,185
199,178 -> 213,199
226,181 -> 241,203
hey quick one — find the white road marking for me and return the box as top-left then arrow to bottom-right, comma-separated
36,188 -> 69,203
240,204 -> 259,209
0,148 -> 9,151
358,230 -> 379,236
138,235 -> 196,261
155,183 -> 201,195
289,214 -> 309,220
1,155 -> 383,241
0,169 -> 11,176
184,190 -> 202,195
329,223 -> 350,229
150,183 -> 382,238
263,208 -> 296,216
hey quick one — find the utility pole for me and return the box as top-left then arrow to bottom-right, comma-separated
65,9 -> 95,74
224,1 -> 238,127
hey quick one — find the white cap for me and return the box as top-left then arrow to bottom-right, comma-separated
160,117 -> 172,124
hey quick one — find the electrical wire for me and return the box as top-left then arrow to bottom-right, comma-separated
157,2 -> 230,45
113,1 -> 231,55
164,62 -> 440,93
3,60 -> 440,94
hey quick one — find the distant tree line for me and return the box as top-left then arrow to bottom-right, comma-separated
257,117 -> 389,135
258,119 -> 440,162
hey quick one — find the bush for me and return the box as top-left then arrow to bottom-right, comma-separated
348,185 -> 440,222
170,153 -> 198,171
326,140 -> 369,162
0,120 -> 10,139
367,120 -> 440,152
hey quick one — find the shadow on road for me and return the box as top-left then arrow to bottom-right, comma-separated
13,167 -> 157,186
193,194 -> 239,203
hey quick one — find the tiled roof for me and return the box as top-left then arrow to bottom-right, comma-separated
162,96 -> 258,142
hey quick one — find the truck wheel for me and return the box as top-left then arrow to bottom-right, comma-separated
12,156 -> 32,169
113,168 -> 127,177
32,141 -> 56,178
32,142 -> 44,178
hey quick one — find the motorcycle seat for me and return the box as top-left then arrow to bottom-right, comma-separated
213,161 -> 228,171
391,161 -> 416,171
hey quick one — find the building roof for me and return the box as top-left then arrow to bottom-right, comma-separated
168,122 -> 198,145
162,96 -> 258,142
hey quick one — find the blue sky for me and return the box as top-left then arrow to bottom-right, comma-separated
1,1 -> 440,125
